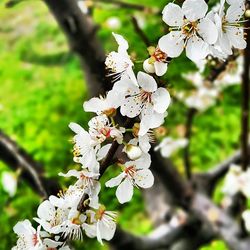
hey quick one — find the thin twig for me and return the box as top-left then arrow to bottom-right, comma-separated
131,16 -> 151,47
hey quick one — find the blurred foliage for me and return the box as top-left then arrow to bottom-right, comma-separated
0,0 -> 242,249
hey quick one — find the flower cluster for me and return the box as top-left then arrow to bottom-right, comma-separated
156,0 -> 245,65
12,0 -> 247,249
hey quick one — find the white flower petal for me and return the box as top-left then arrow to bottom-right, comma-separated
105,173 -> 125,188
134,153 -> 151,169
97,144 -> 112,161
139,112 -> 165,136
159,32 -> 185,58
112,32 -> 129,53
197,17 -> 218,44
83,97 -> 107,114
116,178 -> 133,203
59,169 -> 79,178
226,27 -> 247,50
135,169 -> 154,188
186,36 -> 209,61
182,0 -> 208,21
37,200 -> 55,222
137,71 -> 157,92
226,3 -> 245,22
154,61 -> 168,76
152,87 -> 171,114
69,122 -> 87,135
162,3 -> 184,26
120,96 -> 142,118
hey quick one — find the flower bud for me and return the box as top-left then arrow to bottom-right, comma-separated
125,144 -> 142,160
143,59 -> 155,74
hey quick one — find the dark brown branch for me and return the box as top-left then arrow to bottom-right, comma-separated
183,108 -> 196,180
44,0 -> 110,96
131,16 -> 151,47
241,15 -> 250,170
0,131 -> 60,198
111,217 -> 214,250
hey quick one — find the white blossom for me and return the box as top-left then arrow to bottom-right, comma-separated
12,220 -> 42,250
105,33 -> 136,83
159,0 -> 218,62
69,122 -> 99,173
105,153 -> 153,203
88,115 -> 125,144
84,206 -> 117,245
112,72 -> 171,135
155,137 -> 188,158
59,169 -> 100,209
211,0 -> 246,56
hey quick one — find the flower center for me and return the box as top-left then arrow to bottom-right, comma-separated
95,206 -> 106,220
182,21 -> 197,37
151,48 -> 168,63
32,233 -> 39,246
139,90 -> 152,103
125,165 -> 137,177
99,127 -> 111,138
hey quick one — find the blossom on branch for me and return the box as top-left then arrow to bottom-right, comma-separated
159,0 -> 218,62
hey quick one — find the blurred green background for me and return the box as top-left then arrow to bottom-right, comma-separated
0,0 -> 241,249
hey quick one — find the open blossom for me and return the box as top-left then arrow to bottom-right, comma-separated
12,220 -> 42,250
211,0 -> 246,56
113,72 -> 171,135
105,32 -> 136,83
105,153 -> 154,203
34,196 -> 86,241
159,0 -> 218,62
34,200 -> 68,235
59,169 -> 100,209
143,46 -> 168,76
69,122 -> 99,173
222,164 -> 250,198
84,206 -> 117,245
88,115 -> 125,144
155,137 -> 188,158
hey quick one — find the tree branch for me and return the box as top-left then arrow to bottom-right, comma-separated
0,131 -> 60,198
131,16 -> 151,47
183,108 -> 196,180
241,13 -> 250,170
